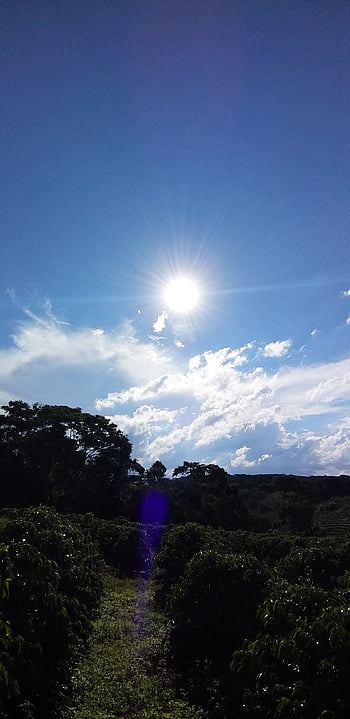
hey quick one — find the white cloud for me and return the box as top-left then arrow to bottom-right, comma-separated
108,404 -> 180,437
274,416 -> 350,475
174,339 -> 184,348
153,311 -> 168,333
263,339 -> 292,357
229,447 -> 271,469
138,425 -> 189,464
346,317 -> 350,326
0,308 -> 171,387
98,349 -> 350,425
3,303 -> 350,475
96,347 -> 350,472
341,289 -> 350,297
188,354 -> 202,370
259,453 -> 272,463
305,416 -> 350,472
96,374 -> 172,408
230,446 -> 256,468
311,328 -> 319,337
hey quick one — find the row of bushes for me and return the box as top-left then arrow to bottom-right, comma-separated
0,512 -> 231,716
3,506 -> 349,718
0,506 -> 169,717
154,523 -> 350,719
0,506 -> 103,719
68,512 -> 165,578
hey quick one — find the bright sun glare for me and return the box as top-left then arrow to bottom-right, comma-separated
164,277 -> 199,313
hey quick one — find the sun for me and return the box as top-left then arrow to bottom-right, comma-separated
164,277 -> 199,313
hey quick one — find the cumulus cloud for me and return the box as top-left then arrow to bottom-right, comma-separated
341,289 -> 350,297
98,349 -> 350,426
230,446 -> 256,468
273,416 -> 350,476
230,446 -> 272,469
347,317 -> 350,326
259,453 -> 272,463
3,302 -> 350,475
95,339 -> 350,472
107,404 -> 180,437
263,339 -> 292,357
188,354 -> 202,370
304,416 -> 350,473
153,311 -> 168,333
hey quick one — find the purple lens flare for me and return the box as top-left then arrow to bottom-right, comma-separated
139,491 -> 168,577
133,491 -> 169,640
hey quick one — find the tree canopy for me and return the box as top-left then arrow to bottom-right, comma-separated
0,401 -> 132,516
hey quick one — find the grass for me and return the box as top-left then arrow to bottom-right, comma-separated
61,571 -> 206,719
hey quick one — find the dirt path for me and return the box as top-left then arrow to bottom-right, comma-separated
62,573 -> 206,719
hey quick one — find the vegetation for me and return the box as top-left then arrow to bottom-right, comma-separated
0,401 -> 132,516
1,399 -> 350,717
0,506 -> 102,718
2,401 -> 350,534
154,524 -> 350,718
63,573 -> 206,719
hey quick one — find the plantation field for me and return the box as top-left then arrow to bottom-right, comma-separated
63,573 -> 206,719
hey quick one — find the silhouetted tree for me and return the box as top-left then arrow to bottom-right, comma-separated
147,460 -> 167,482
0,401 -> 132,515
128,458 -> 145,477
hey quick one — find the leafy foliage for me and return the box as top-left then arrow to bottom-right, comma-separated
0,506 -> 102,718
275,540 -> 350,590
154,523 -> 212,609
231,581 -> 350,718
170,550 -> 267,670
69,513 -> 164,579
2,400 -> 350,534
147,460 -> 167,481
155,524 -> 350,718
2,400 -> 350,717
0,401 -> 132,516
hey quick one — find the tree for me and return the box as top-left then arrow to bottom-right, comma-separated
170,462 -> 242,529
128,458 -> 145,477
147,460 -> 167,482
172,461 -> 206,481
0,401 -> 132,515
279,491 -> 313,533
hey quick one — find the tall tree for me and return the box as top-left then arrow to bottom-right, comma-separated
147,460 -> 167,482
0,401 -> 132,515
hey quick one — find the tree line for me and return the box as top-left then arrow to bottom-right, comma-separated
2,400 -> 350,533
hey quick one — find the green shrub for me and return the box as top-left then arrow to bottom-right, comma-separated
154,523 -> 214,609
69,513 -> 164,578
170,550 -> 268,671
275,540 -> 350,589
231,581 -> 350,718
0,506 -> 103,718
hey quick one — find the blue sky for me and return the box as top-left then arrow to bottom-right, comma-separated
1,1 -> 350,475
